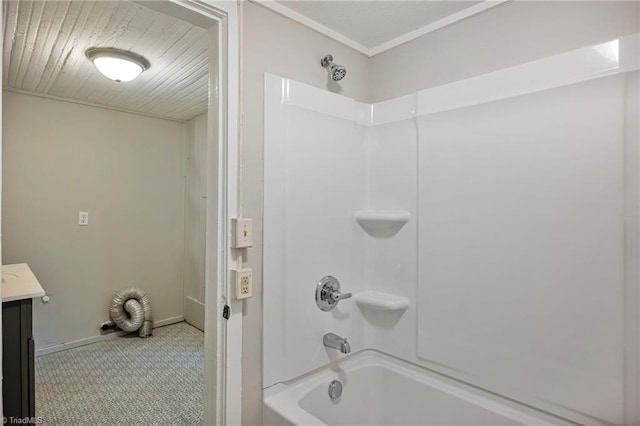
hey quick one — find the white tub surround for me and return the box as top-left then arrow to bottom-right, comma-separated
2,263 -> 45,302
353,291 -> 409,312
264,351 -> 571,426
264,34 -> 640,426
354,210 -> 410,237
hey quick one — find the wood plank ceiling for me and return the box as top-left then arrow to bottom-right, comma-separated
2,0 -> 209,122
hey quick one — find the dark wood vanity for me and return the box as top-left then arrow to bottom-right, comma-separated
2,263 -> 44,420
2,298 -> 35,419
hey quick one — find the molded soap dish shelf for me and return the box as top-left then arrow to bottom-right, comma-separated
354,210 -> 410,237
354,291 -> 410,312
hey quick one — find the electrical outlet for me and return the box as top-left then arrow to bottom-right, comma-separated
231,218 -> 253,248
79,211 -> 89,226
100,321 -> 117,335
232,268 -> 252,299
241,275 -> 250,295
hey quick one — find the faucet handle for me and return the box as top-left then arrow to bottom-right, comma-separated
330,291 -> 352,302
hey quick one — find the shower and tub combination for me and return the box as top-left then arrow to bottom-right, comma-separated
263,36 -> 640,426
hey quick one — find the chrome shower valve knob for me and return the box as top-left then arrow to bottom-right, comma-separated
316,276 -> 352,311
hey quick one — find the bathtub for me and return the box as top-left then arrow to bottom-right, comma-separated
263,350 -> 571,426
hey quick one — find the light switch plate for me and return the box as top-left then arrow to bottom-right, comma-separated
232,268 -> 252,299
232,218 -> 253,248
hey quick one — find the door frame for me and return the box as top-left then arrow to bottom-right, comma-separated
169,1 -> 242,424
0,0 -> 242,424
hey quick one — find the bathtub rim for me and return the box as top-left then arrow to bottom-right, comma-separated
263,349 -> 576,426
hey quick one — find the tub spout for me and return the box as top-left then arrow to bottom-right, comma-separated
324,333 -> 351,354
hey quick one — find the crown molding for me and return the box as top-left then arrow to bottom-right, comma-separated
369,0 -> 510,56
253,0 -> 511,58
254,0 -> 370,55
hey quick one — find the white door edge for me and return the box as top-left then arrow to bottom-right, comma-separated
169,1 -> 242,425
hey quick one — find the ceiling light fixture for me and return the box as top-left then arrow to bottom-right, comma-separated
85,47 -> 150,83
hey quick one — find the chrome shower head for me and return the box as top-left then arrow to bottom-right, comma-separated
321,54 -> 347,81
330,64 -> 346,81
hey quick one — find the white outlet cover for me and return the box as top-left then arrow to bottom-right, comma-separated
79,211 -> 89,226
232,268 -> 252,299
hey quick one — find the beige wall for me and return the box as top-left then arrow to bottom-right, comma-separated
241,2 -> 369,424
183,113 -> 207,331
2,91 -> 185,350
368,1 -> 640,102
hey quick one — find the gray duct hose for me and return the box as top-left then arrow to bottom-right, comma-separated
110,287 -> 153,338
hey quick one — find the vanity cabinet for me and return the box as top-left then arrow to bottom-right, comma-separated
2,298 -> 36,419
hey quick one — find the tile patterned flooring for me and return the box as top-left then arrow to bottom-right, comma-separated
35,322 -> 204,425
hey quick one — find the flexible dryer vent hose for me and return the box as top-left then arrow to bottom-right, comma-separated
110,287 -> 153,338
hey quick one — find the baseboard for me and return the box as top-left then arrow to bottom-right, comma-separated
154,315 -> 184,328
35,315 -> 185,357
184,296 -> 205,331
35,331 -> 127,357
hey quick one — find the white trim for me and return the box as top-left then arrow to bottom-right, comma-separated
34,316 -> 186,357
369,0 -> 510,56
171,1 -> 242,425
254,0 -> 370,55
154,316 -> 186,327
254,0 -> 509,58
184,296 -> 206,331
36,331 -> 128,357
165,1 -> 242,424
623,66 -> 640,426
218,2 -> 243,423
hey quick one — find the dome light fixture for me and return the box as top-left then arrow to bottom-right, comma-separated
85,47 -> 150,83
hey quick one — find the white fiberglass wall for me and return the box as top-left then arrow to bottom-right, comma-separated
263,35 -> 640,426
263,79 -> 368,385
416,74 -> 625,424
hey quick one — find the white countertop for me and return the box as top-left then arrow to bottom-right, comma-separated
2,263 -> 46,303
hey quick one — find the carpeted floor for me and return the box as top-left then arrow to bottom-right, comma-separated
35,322 -> 204,425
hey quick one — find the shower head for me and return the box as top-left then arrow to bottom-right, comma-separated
330,64 -> 347,81
321,54 -> 347,81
